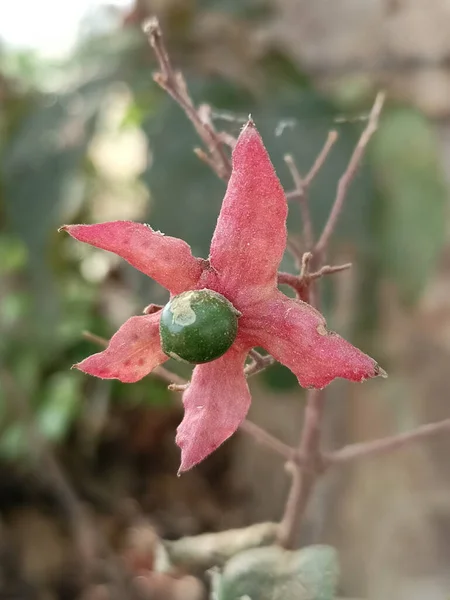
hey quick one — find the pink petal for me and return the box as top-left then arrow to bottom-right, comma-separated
176,343 -> 251,472
60,221 -> 203,294
245,292 -> 384,389
208,121 -> 287,305
75,313 -> 168,383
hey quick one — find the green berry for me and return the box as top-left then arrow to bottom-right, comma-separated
159,289 -> 240,364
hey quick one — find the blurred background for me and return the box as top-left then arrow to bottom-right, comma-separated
1,0 -> 450,598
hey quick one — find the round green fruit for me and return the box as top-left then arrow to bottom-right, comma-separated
159,289 -> 240,364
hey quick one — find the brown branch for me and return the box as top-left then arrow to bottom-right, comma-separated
310,262 -> 352,279
244,351 -> 275,377
325,418 -> 450,466
303,130 -> 338,187
240,420 -> 295,461
314,92 -> 385,257
284,131 -> 338,251
284,155 -> 314,251
142,17 -> 232,181
277,262 -> 351,301
278,389 -> 326,548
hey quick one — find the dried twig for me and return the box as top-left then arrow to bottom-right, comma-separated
285,131 -> 338,251
278,262 -> 351,302
240,420 -> 294,461
142,17 -> 231,181
325,418 -> 450,466
314,92 -> 385,258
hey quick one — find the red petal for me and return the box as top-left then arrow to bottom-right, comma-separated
60,221 -> 203,294
245,292 -> 384,388
75,314 -> 167,383
208,121 -> 287,305
176,344 -> 251,472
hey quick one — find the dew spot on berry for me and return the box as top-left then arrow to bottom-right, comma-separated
171,292 -> 196,326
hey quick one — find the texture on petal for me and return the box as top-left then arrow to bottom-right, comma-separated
75,313 -> 167,383
61,221 -> 203,294
208,121 -> 287,305
244,292 -> 383,389
176,343 -> 251,472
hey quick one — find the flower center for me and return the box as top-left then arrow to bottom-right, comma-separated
159,289 -> 240,364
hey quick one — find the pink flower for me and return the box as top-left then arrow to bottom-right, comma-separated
61,121 -> 384,472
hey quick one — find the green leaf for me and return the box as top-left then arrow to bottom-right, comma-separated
215,544 -> 339,600
371,108 -> 447,303
164,522 -> 278,573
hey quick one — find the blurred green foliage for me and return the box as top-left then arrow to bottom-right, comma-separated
215,544 -> 339,600
0,0 -> 447,458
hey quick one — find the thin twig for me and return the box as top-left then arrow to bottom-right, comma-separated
309,262 -> 352,279
286,237 -> 303,268
240,420 -> 295,461
284,131 -> 338,251
142,17 -> 232,181
277,262 -> 351,301
284,155 -> 314,251
244,354 -> 275,377
314,92 -> 385,257
303,130 -> 338,187
326,418 -> 450,466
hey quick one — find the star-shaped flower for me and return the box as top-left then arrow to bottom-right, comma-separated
61,121 -> 384,472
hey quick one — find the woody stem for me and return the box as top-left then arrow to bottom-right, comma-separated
277,93 -> 385,549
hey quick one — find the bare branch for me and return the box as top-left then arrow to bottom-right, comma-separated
286,237 -> 303,268
277,389 -> 326,548
142,17 -> 231,181
284,156 -> 314,251
240,420 -> 294,461
314,92 -> 386,257
284,131 -> 338,251
309,262 -> 352,280
244,351 -> 275,377
277,262 -> 351,302
326,418 -> 450,466
303,130 -> 338,187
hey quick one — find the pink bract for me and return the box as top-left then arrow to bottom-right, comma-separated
60,120 -> 384,472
